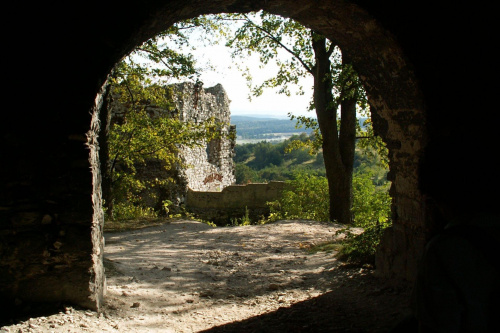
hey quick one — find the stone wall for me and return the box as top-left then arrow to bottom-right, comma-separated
185,181 -> 286,225
171,82 -> 236,193
110,82 -> 236,210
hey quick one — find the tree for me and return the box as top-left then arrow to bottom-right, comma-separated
103,19 -> 225,219
223,11 -> 367,224
235,164 -> 259,184
248,141 -> 284,169
267,173 -> 330,222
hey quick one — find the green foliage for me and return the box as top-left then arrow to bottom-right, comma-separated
109,108 -> 219,175
105,19 -> 227,221
247,141 -> 285,169
351,172 -> 391,227
354,146 -> 389,187
285,116 -> 322,154
225,11 -> 316,98
234,144 -> 253,163
107,98 -> 222,220
127,15 -> 229,83
289,148 -> 311,164
356,119 -> 389,168
336,225 -> 388,265
267,173 -> 330,222
235,164 -> 259,184
233,130 -> 387,185
336,172 -> 392,265
229,207 -> 253,226
112,202 -> 158,221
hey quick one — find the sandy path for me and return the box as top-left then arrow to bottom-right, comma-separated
1,219 -> 410,333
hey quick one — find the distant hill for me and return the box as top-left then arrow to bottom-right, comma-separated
231,114 -> 290,121
230,114 -> 369,143
230,115 -> 313,142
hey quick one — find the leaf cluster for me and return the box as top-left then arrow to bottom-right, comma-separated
106,19 -> 229,220
267,172 -> 330,222
223,11 -> 313,99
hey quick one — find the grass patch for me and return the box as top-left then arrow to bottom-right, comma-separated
104,217 -> 172,233
306,240 -> 344,254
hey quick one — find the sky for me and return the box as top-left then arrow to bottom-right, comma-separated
167,31 -> 315,119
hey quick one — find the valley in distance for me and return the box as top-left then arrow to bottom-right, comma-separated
231,114 -> 368,144
230,114 -> 313,144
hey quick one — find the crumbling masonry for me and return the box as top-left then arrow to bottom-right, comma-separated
111,82 -> 236,210
171,82 -> 236,193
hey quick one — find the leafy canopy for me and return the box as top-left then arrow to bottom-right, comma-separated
106,18 -> 227,220
211,11 -> 388,166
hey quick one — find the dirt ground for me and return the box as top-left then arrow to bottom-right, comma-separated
1,219 -> 413,333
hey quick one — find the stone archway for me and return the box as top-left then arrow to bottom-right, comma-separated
88,0 -> 426,308
1,0 -> 431,318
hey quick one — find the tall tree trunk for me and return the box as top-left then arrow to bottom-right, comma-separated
312,34 -> 357,224
337,97 -> 357,223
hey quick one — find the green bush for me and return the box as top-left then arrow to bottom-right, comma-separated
267,173 -> 330,222
337,171 -> 392,265
351,171 -> 391,228
111,202 -> 158,221
235,164 -> 260,184
266,171 -> 391,266
336,224 -> 388,265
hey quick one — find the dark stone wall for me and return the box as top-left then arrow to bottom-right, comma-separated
2,0 -> 498,319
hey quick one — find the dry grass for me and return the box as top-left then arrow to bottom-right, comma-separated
103,217 -> 173,233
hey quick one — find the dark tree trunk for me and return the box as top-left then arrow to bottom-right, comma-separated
312,34 -> 357,224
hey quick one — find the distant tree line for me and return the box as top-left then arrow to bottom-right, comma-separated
231,117 -> 313,139
234,132 -> 388,188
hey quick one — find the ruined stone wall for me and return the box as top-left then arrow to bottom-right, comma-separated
171,82 -> 236,193
109,82 -> 235,210
185,181 -> 286,225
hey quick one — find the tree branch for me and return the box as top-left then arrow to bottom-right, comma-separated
136,47 -> 176,72
243,15 -> 313,75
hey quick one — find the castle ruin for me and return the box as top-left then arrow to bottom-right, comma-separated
171,82 -> 236,193
110,81 -> 236,210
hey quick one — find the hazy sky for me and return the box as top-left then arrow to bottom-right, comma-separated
180,36 -> 315,119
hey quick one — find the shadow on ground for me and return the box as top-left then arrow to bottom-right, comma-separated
199,267 -> 413,333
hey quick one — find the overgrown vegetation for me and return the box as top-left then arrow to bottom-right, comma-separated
267,173 -> 330,222
232,130 -> 391,265
262,169 -> 391,265
103,18 -> 226,221
233,132 -> 386,184
336,172 -> 391,265
103,13 -> 393,266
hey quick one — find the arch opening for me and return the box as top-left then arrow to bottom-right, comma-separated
1,0 -> 427,324
89,0 -> 424,316
93,0 -> 425,287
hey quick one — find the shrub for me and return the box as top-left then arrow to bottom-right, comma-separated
266,170 -> 392,266
337,172 -> 392,265
267,173 -> 330,222
111,202 -> 158,221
